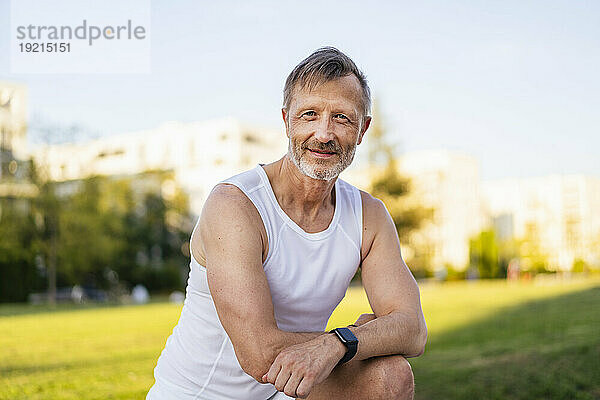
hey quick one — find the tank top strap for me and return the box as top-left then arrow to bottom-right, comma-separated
335,178 -> 363,254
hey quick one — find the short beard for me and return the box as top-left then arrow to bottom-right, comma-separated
287,136 -> 357,181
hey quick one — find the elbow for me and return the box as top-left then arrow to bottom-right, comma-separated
240,361 -> 269,383
413,322 -> 428,357
405,321 -> 428,358
235,347 -> 274,383
232,327 -> 285,382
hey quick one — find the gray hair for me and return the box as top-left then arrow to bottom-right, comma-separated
283,47 -> 372,120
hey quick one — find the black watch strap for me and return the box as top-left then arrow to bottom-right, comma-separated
329,327 -> 358,365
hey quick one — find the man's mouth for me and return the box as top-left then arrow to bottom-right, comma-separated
307,148 -> 336,155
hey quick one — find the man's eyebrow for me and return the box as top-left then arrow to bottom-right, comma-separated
336,109 -> 359,118
295,103 -> 320,111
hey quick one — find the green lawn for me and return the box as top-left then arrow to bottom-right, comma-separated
1,278 -> 599,399
329,278 -> 600,400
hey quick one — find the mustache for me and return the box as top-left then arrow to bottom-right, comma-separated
301,141 -> 341,153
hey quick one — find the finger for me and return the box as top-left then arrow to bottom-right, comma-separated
274,367 -> 292,392
283,372 -> 303,398
265,361 -> 282,384
295,376 -> 314,399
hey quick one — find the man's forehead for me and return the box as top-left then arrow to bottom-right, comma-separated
290,75 -> 363,110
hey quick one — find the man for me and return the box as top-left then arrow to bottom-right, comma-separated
147,47 -> 427,400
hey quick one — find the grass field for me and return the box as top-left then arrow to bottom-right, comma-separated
1,278 -> 599,399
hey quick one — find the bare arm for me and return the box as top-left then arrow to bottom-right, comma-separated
349,191 -> 428,359
196,184 -> 333,382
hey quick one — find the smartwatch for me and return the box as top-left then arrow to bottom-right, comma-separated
329,327 -> 358,365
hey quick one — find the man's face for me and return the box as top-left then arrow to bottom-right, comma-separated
283,75 -> 369,181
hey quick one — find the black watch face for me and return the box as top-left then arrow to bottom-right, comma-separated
337,328 -> 358,344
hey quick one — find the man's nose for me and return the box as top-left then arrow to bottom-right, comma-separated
314,116 -> 335,143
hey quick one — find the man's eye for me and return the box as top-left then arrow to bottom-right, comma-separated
302,111 -> 316,117
334,114 -> 349,121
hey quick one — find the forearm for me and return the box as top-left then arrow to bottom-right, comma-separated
349,310 -> 427,360
265,330 -> 324,358
241,328 -> 325,380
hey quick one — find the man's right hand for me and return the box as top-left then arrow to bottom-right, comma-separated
262,333 -> 346,398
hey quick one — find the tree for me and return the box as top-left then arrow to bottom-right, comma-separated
0,197 -> 45,302
1,118 -> 194,303
366,103 -> 433,277
32,176 -> 60,303
469,230 -> 500,279
28,120 -> 89,304
53,172 -> 192,292
114,173 -> 192,292
0,156 -> 47,302
55,176 -> 125,287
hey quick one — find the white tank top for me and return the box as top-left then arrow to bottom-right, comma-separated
150,164 -> 363,400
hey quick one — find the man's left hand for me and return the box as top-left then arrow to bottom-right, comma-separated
262,333 -> 345,398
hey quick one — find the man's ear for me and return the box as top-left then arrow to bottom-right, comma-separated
357,116 -> 372,145
281,108 -> 290,138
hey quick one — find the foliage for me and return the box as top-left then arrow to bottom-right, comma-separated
54,173 -> 191,292
469,219 -> 560,279
0,166 -> 193,302
572,258 -> 590,273
0,199 -> 45,302
518,222 -> 551,272
469,230 -> 500,279
444,264 -> 466,281
55,177 -> 125,287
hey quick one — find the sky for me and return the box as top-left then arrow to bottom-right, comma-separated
1,0 -> 599,181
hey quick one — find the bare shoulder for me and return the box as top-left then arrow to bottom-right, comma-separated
191,183 -> 267,265
359,190 -> 390,221
359,190 -> 394,260
202,183 -> 261,221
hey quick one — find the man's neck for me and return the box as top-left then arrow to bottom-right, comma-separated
267,155 -> 337,221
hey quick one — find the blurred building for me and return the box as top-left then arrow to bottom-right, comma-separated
482,175 -> 600,271
343,149 -> 485,272
0,81 -> 28,160
0,81 -> 37,201
400,150 -> 484,271
31,118 -> 287,215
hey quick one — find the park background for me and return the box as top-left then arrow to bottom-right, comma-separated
1,0 -> 599,399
